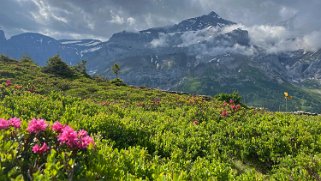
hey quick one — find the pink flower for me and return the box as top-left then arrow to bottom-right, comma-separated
58,126 -> 78,148
230,104 -> 236,110
78,130 -> 88,137
27,118 -> 48,133
5,80 -> 11,87
52,121 -> 65,133
229,99 -> 234,104
236,104 -> 241,110
0,119 -> 10,130
78,135 -> 94,149
76,130 -> 94,149
223,101 -> 228,106
8,117 -> 21,128
221,110 -> 228,117
58,126 -> 94,149
32,143 -> 49,154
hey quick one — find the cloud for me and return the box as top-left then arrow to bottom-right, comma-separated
243,25 -> 321,53
150,33 -> 168,47
127,17 -> 136,26
178,26 -> 221,47
110,15 -> 125,25
0,0 -> 320,51
149,22 -> 321,56
30,0 -> 68,24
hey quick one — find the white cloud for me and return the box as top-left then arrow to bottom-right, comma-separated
31,0 -> 68,24
299,31 -> 321,52
243,24 -> 321,53
127,17 -> 136,26
110,15 -> 125,25
194,43 -> 256,57
179,26 -> 221,47
279,6 -> 298,20
150,33 -> 168,47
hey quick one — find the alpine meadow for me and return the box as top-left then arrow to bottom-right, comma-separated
1,0 -> 321,180
1,55 -> 321,180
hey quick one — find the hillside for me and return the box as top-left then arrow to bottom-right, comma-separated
1,56 -> 321,180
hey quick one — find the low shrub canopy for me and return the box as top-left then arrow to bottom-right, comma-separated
1,56 -> 321,180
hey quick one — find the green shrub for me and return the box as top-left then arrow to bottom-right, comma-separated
215,91 -> 242,104
111,78 -> 126,86
42,55 -> 74,78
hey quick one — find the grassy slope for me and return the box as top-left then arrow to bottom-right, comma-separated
1,56 -> 321,180
178,62 -> 321,113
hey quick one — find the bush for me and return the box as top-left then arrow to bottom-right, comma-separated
42,55 -> 74,78
111,78 -> 126,86
0,118 -> 95,180
215,91 -> 242,104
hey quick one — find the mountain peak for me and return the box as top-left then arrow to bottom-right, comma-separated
208,11 -> 221,18
171,11 -> 235,32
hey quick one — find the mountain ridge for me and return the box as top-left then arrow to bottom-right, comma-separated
0,11 -> 321,111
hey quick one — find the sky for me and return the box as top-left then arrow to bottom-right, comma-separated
0,0 -> 320,42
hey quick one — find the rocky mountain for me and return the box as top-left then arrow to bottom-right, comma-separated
87,11 -> 321,112
0,11 -> 321,112
0,32 -> 102,65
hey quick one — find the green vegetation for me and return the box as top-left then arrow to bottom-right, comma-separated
177,64 -> 321,113
42,55 -> 75,78
1,56 -> 321,180
112,63 -> 121,78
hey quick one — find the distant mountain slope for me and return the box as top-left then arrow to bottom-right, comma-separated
0,11 -> 321,112
0,31 -> 102,65
86,11 -> 321,112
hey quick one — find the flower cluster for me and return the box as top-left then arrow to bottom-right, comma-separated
27,119 -> 48,133
0,117 -> 21,130
221,110 -> 228,117
32,143 -> 49,154
5,80 -> 12,87
56,122 -> 94,149
0,118 -> 94,155
220,99 -> 241,118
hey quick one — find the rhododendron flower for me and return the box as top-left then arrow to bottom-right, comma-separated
221,110 -> 228,117
77,130 -> 88,137
78,135 -> 94,149
32,143 -> 49,154
8,117 -> 21,128
231,104 -> 241,111
52,121 -> 65,133
77,130 -> 94,149
223,101 -> 228,106
58,126 -> 94,149
0,119 -> 10,130
58,126 -> 78,148
5,80 -> 11,87
27,119 -> 48,133
229,99 -> 234,104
